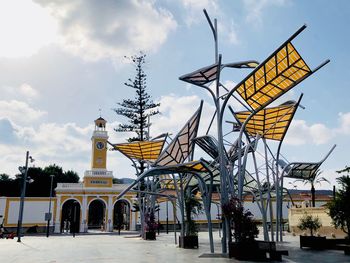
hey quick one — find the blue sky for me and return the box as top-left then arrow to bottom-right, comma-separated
0,0 -> 349,190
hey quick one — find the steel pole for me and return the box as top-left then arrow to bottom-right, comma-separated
73,203 -> 77,238
166,200 -> 169,234
46,175 -> 54,237
17,151 -> 29,242
215,55 -> 230,254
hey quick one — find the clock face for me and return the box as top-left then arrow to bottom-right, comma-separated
96,141 -> 105,150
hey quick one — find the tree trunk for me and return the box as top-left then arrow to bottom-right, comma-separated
311,184 -> 315,207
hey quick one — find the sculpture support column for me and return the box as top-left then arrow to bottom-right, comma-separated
80,196 -> 88,232
107,196 -> 113,232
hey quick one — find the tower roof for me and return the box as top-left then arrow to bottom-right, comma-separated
95,116 -> 107,128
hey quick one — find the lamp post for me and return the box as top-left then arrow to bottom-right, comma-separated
17,151 -> 34,242
46,174 -> 54,237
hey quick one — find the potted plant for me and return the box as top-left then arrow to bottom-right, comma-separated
144,211 -> 157,240
222,197 -> 261,260
298,213 -> 325,249
179,194 -> 202,248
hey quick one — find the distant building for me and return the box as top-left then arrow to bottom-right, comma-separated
53,116 -> 136,233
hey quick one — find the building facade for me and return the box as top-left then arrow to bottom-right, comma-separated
53,117 -> 136,232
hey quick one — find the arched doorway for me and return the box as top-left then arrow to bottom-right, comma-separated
61,199 -> 81,233
88,199 -> 106,230
113,200 -> 130,231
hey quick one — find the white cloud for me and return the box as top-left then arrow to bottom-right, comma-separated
0,121 -> 89,176
243,0 -> 290,27
181,0 -> 219,11
181,0 -> 219,26
2,83 -> 39,102
309,124 -> 332,145
0,100 -> 47,125
19,83 -> 39,99
179,0 -> 240,46
284,120 -> 332,145
284,111 -> 350,146
0,0 -> 58,58
35,0 -> 177,61
218,20 -> 239,45
152,94 -> 215,137
336,112 -> 350,134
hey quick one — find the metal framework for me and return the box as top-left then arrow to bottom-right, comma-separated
110,9 -> 334,257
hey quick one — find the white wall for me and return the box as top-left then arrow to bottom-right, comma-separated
0,197 -> 6,221
7,199 -> 55,226
158,201 -> 174,221
156,200 -> 293,223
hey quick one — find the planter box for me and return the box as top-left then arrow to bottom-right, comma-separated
145,232 -> 156,240
300,236 -> 326,249
324,238 -> 350,249
229,241 -> 267,261
179,235 -> 198,249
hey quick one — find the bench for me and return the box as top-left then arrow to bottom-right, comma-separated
269,250 -> 289,261
256,241 -> 289,262
336,244 -> 350,255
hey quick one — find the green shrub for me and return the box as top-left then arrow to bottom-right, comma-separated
297,213 -> 322,236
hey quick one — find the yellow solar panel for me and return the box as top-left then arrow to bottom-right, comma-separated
113,140 -> 165,161
236,42 -> 311,111
236,102 -> 297,141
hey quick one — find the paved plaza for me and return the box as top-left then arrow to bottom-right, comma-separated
0,231 -> 349,263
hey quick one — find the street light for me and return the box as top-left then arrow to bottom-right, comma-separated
17,151 -> 34,242
46,174 -> 54,237
222,60 -> 259,69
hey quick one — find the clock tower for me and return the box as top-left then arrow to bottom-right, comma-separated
91,117 -> 108,169
83,116 -> 113,188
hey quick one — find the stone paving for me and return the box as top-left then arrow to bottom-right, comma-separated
0,231 -> 349,263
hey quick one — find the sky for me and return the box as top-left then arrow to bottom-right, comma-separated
0,0 -> 349,190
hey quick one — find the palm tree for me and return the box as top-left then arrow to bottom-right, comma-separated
294,170 -> 330,207
327,174 -> 350,238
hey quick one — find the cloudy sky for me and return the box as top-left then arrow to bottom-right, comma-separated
0,0 -> 349,190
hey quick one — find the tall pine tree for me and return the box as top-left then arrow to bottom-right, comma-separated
114,53 -> 160,173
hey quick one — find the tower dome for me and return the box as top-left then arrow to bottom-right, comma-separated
94,117 -> 107,130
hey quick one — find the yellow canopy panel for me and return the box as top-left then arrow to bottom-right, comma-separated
113,140 -> 165,161
159,177 -> 176,190
236,102 -> 298,141
157,161 -> 210,189
236,42 -> 311,111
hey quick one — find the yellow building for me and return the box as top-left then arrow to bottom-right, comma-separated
53,117 -> 136,233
